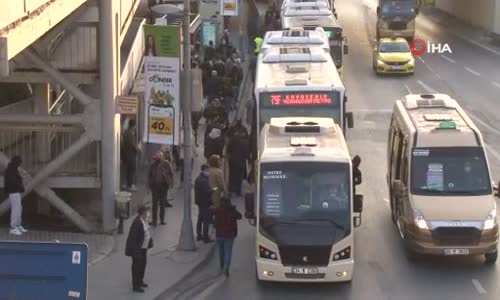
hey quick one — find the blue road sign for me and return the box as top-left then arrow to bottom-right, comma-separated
0,241 -> 88,299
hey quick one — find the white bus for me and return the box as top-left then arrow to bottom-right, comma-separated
253,46 -> 352,137
260,28 -> 330,55
281,6 -> 348,74
245,117 -> 363,282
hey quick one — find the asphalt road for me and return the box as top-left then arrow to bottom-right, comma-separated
184,0 -> 500,299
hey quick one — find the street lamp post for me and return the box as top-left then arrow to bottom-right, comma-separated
177,0 -> 196,251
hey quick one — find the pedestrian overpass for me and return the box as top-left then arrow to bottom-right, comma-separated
0,0 -> 147,232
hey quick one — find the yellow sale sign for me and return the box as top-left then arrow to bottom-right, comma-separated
149,117 -> 173,135
145,105 -> 176,145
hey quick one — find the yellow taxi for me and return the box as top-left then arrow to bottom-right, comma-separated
373,37 -> 415,75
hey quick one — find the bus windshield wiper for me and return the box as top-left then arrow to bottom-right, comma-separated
294,218 -> 345,231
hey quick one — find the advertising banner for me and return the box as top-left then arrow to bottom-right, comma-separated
143,24 -> 181,145
201,21 -> 217,46
220,0 -> 238,16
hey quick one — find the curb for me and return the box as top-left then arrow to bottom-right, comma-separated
154,243 -> 216,300
88,235 -> 116,266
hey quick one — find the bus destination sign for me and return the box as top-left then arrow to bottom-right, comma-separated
263,92 -> 335,107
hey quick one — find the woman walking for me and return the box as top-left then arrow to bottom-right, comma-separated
212,198 -> 242,277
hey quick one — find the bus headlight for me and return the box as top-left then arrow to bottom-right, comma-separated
333,246 -> 351,261
484,208 -> 497,230
259,245 -> 277,260
413,209 -> 429,230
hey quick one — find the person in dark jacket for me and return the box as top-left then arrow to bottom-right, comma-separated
122,119 -> 140,192
148,151 -> 174,225
212,198 -> 242,276
227,123 -> 249,195
352,155 -> 362,195
125,205 -> 153,293
4,155 -> 26,235
205,40 -> 215,61
195,164 -> 214,243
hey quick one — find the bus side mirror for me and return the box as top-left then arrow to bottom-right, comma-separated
245,193 -> 256,226
376,6 -> 380,16
343,44 -> 349,55
346,112 -> 354,128
494,181 -> 499,197
353,194 -> 363,227
354,194 -> 363,213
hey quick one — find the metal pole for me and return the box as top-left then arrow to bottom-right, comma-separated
177,0 -> 196,251
99,0 -> 119,232
239,0 -> 245,62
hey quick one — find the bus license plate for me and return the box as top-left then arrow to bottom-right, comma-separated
444,249 -> 469,255
291,267 -> 319,274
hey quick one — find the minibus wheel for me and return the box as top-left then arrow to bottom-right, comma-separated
485,251 -> 497,265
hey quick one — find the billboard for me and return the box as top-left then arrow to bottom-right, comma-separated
220,0 -> 238,16
0,241 -> 88,299
143,24 -> 181,145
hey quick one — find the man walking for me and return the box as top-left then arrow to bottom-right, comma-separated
195,164 -> 214,243
122,119 -> 141,192
148,151 -> 173,226
4,155 -> 27,235
125,205 -> 153,293
212,198 -> 242,277
227,121 -> 249,196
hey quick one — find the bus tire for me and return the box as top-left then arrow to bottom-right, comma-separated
485,251 -> 498,265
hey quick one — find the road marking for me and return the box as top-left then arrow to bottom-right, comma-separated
492,81 -> 500,88
465,67 -> 481,77
440,55 -> 456,63
383,198 -> 389,202
472,279 -> 487,295
416,56 -> 425,64
485,145 -> 500,165
417,80 -> 438,94
464,37 -> 500,56
404,84 -> 412,94
467,112 -> 500,136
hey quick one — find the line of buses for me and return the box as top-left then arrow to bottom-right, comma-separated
243,0 -> 498,284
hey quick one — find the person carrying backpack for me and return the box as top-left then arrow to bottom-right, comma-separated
148,151 -> 174,226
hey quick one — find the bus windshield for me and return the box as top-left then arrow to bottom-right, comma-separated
379,0 -> 417,19
259,91 -> 341,129
259,162 -> 351,237
411,147 -> 492,196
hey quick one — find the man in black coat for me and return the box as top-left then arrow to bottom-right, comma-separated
4,155 -> 26,235
125,205 -> 153,293
195,164 -> 214,243
227,125 -> 250,196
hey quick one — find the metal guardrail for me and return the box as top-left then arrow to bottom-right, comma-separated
0,124 -> 99,176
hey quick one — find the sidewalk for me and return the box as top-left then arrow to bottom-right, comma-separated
421,7 -> 500,51
87,140 -> 213,300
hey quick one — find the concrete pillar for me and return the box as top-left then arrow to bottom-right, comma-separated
99,0 -> 121,232
33,83 -> 52,216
